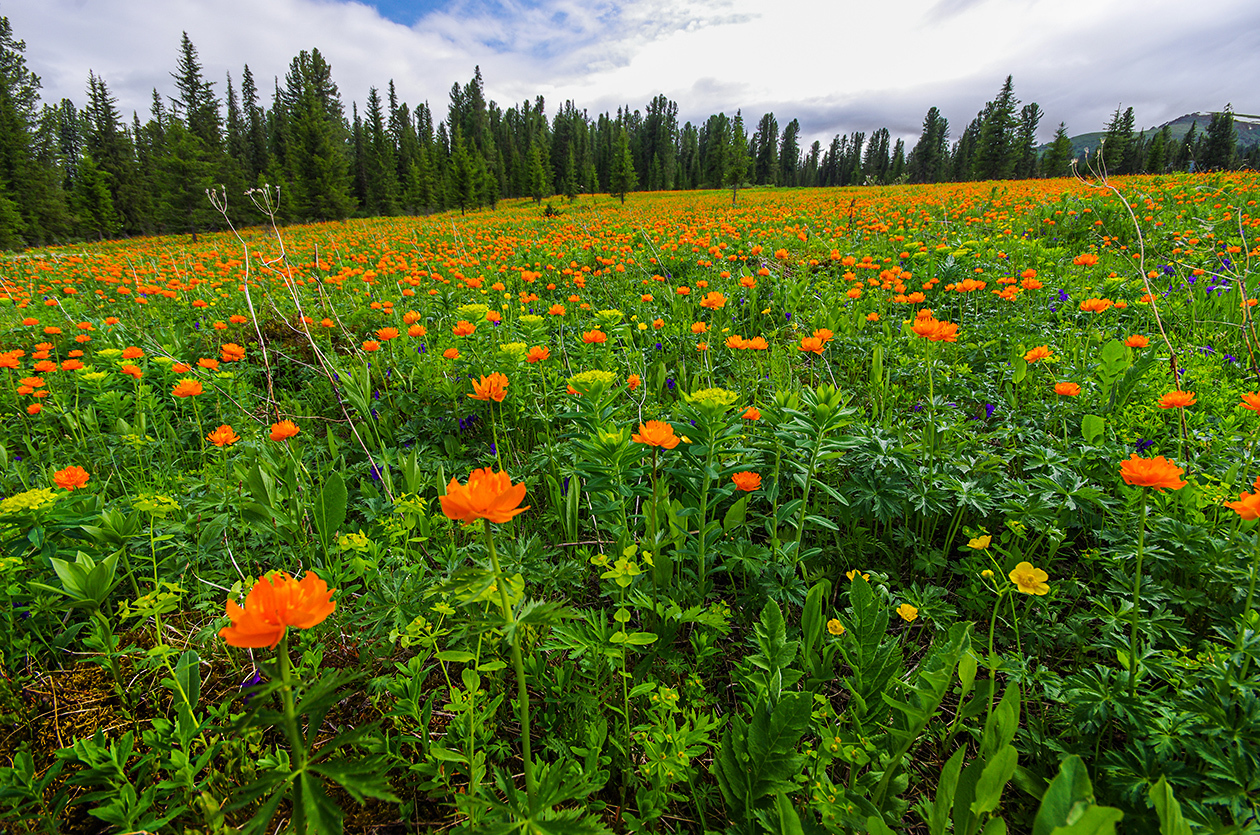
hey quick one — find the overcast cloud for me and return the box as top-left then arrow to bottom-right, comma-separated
7,0 -> 1259,148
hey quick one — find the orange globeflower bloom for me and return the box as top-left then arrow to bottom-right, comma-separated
453,320 -> 477,336
1156,390 -> 1196,409
526,346 -> 550,363
121,346 -> 145,359
53,465 -> 90,491
408,324 -> 427,337
1054,382 -> 1081,396
120,364 -> 143,380
443,348 -> 460,360
26,403 -> 42,415
740,275 -> 757,289
229,314 -> 249,325
700,291 -> 727,309
221,343 -> 246,362
742,406 -> 761,420
726,335 -> 747,349
218,571 -> 336,649
376,327 -> 399,341
440,468 -> 529,524
1124,335 -> 1150,348
1241,392 -> 1260,412
172,362 -> 191,373
469,372 -> 509,402
1120,454 -> 1186,491
61,359 -> 84,371
732,471 -> 762,491
171,379 -> 203,398
198,357 -> 220,370
0,354 -> 19,370
33,360 -> 57,373
362,340 -> 381,352
627,374 -> 641,391
1079,298 -> 1113,313
1225,480 -> 1260,520
652,318 -> 665,329
549,304 -> 566,317
632,420 -> 680,449
813,328 -> 834,343
691,321 -> 708,334
207,424 -> 240,447
1023,345 -> 1052,363
582,329 -> 608,344
270,420 -> 300,442
21,317 -> 38,326
745,336 -> 769,350
798,336 -> 825,354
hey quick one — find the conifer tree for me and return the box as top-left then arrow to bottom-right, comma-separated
1041,122 -> 1073,178
1202,105 -> 1237,170
609,126 -> 636,204
972,76 -> 1018,180
728,110 -> 749,203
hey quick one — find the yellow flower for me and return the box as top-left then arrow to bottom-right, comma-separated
826,618 -> 846,636
967,535 -> 992,550
981,569 -> 994,579
896,603 -> 919,622
845,569 -> 870,582
1009,561 -> 1050,595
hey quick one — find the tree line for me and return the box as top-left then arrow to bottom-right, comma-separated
0,17 -> 1254,249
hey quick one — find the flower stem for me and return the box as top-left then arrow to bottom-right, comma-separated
484,519 -> 535,809
1129,488 -> 1148,698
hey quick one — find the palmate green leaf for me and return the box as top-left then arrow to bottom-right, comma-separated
309,758 -> 400,803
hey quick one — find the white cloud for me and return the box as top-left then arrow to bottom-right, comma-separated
8,0 -> 1259,147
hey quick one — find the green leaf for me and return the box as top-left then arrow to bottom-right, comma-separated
866,815 -> 897,835
296,770 -> 344,835
926,747 -> 967,835
982,818 -> 1008,835
1150,777 -> 1192,835
1081,414 -> 1104,445
971,745 -> 1017,816
1048,805 -> 1124,835
1012,355 -> 1028,384
313,472 -> 348,550
436,650 -> 477,663
723,495 -> 749,533
1032,755 -> 1095,835
173,650 -> 200,710
309,758 -> 401,803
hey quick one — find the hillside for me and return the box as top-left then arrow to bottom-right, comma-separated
1060,111 -> 1260,158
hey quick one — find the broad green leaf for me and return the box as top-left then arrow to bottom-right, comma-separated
1032,755 -> 1095,835
1049,805 -> 1124,835
971,745 -> 1018,816
313,472 -> 348,549
1150,777 -> 1192,835
436,650 -> 477,663
1081,414 -> 1104,445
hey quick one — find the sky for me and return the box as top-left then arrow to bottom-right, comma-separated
7,0 -> 1260,148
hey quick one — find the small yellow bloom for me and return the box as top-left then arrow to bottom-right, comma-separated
1009,561 -> 1050,595
896,603 -> 919,622
967,535 -> 992,550
981,569 -> 994,579
827,618 -> 846,636
845,569 -> 870,582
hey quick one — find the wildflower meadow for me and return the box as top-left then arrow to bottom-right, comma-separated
2,171 -> 1259,834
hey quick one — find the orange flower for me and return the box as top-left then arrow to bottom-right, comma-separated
469,372 -> 509,402
270,420 -> 300,442
376,327 -> 399,341
526,346 -> 550,363
171,379 -> 203,398
218,571 -> 336,649
731,471 -> 761,491
229,314 -> 249,324
1124,335 -> 1150,348
582,329 -> 608,344
362,340 -> 381,352
549,304 -> 566,317
26,403 -> 41,415
632,420 -> 680,449
691,322 -> 708,334
53,465 -> 89,491
120,364 -> 143,380
744,336 -> 769,350
207,424 -> 240,447
121,346 -> 144,359
798,336 -> 825,354
813,328 -> 834,343
443,348 -> 460,360
221,343 -> 246,362
1079,298 -> 1113,313
453,320 -> 477,336
1225,488 -> 1260,520
627,374 -> 641,391
1073,253 -> 1099,267
61,359 -> 84,371
408,325 -> 427,337
1156,390 -> 1196,409
198,357 -> 220,370
726,335 -> 747,349
33,360 -> 57,373
652,318 -> 664,329
699,291 -> 727,309
1054,382 -> 1081,397
1119,454 -> 1186,491
1241,392 -> 1260,412
440,468 -> 529,524
742,406 -> 761,420
1023,345 -> 1052,363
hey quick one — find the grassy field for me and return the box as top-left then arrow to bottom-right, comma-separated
1,172 -> 1259,834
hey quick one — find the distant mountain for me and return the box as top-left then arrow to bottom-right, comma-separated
1054,111 -> 1260,158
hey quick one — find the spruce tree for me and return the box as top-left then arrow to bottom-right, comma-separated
1042,123 -> 1073,178
972,76 -> 1018,180
728,110 -> 749,203
1202,105 -> 1237,170
778,118 -> 800,186
609,126 -> 636,204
